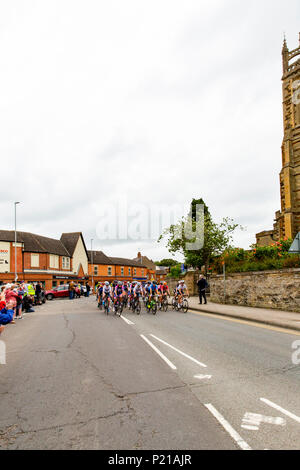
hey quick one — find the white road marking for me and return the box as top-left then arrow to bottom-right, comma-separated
140,335 -> 177,370
194,374 -> 212,380
150,334 -> 207,368
120,316 -> 135,325
260,398 -> 300,424
241,412 -> 286,431
205,404 -> 252,451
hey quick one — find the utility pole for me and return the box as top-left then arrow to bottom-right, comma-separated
91,239 -> 94,293
223,261 -> 226,304
14,202 -> 20,282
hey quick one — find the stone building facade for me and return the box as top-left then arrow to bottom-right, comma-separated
257,34 -> 300,245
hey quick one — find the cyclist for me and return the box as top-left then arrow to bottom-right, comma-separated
149,281 -> 158,307
176,280 -> 189,306
128,281 -> 136,309
160,281 -> 170,304
102,281 -> 112,312
122,281 -> 129,307
113,281 -> 124,312
133,282 -> 143,309
97,283 -> 103,308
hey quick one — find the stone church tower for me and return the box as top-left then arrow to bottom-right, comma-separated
256,34 -> 300,246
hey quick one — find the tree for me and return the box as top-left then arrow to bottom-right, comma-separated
158,198 -> 242,273
155,259 -> 179,267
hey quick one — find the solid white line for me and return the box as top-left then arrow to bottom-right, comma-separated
150,334 -> 207,368
260,398 -> 300,424
204,404 -> 252,451
140,335 -> 177,370
120,316 -> 135,325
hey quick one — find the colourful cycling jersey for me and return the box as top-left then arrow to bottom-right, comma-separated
103,286 -> 112,296
133,285 -> 143,295
114,286 -> 123,296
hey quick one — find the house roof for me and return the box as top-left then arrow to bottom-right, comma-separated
109,257 -> 147,268
60,232 -> 89,257
87,250 -> 112,265
0,230 -> 70,256
133,254 -> 156,270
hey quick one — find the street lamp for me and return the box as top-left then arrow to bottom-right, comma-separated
14,202 -> 20,282
91,239 -> 94,293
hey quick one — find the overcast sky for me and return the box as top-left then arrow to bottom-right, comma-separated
1,1 -> 299,262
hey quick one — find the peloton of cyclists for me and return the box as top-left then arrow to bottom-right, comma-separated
97,279 -> 175,313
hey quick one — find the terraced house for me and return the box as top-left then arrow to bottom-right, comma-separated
0,230 -> 153,289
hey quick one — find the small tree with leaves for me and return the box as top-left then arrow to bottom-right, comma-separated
158,198 -> 242,274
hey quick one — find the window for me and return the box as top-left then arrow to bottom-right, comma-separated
134,268 -> 137,276
108,266 -> 112,276
121,267 -> 124,276
31,254 -> 39,267
142,269 -> 144,277
128,267 -> 131,276
50,255 -> 59,269
52,281 -> 57,288
62,257 -> 70,269
94,266 -> 98,275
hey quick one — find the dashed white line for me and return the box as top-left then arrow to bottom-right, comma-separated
260,398 -> 300,424
194,374 -> 212,380
149,334 -> 207,368
140,335 -> 177,370
120,316 -> 135,325
205,404 -> 252,451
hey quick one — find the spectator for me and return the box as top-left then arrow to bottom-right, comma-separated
69,281 -> 75,300
86,282 -> 91,297
0,299 -> 15,325
197,275 -> 208,305
35,281 -> 42,304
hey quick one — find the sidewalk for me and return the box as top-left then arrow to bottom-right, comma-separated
187,296 -> 300,333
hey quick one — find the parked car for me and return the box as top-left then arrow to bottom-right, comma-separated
45,284 -> 80,300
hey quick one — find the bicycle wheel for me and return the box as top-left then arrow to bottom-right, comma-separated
152,302 -> 157,315
163,300 -> 168,312
182,299 -> 188,313
172,298 -> 176,310
136,301 -> 141,315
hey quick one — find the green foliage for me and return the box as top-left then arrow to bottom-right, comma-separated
155,259 -> 179,267
168,264 -> 182,279
211,239 -> 300,273
158,198 -> 242,271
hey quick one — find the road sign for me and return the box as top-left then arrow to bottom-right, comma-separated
289,232 -> 300,253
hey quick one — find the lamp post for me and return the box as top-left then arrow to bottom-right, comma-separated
14,202 -> 20,282
91,239 -> 94,293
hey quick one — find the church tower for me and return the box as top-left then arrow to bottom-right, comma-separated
256,34 -> 300,245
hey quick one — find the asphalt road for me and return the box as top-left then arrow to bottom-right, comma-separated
0,296 -> 299,450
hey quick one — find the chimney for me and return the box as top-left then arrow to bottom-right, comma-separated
137,252 -> 141,258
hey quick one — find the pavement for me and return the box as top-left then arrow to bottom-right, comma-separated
186,296 -> 300,333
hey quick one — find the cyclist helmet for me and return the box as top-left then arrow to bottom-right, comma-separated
105,281 -> 109,286
153,281 -> 157,285
118,281 -> 122,285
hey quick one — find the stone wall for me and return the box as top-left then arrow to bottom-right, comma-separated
208,268 -> 300,312
168,271 -> 198,296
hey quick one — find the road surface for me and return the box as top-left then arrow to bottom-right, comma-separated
0,296 -> 299,450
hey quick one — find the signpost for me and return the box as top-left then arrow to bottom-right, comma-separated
289,232 -> 300,253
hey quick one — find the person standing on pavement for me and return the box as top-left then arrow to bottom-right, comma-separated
69,281 -> 75,300
197,275 -> 208,305
86,282 -> 91,297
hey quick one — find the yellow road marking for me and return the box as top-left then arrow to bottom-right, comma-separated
190,309 -> 300,336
